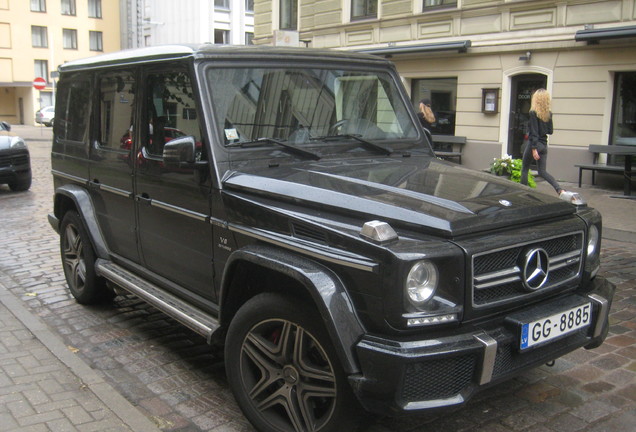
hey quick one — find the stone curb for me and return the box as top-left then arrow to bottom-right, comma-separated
0,274 -> 162,432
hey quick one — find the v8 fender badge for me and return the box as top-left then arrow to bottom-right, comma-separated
499,199 -> 512,207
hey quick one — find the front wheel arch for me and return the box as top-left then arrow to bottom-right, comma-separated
219,245 -> 365,375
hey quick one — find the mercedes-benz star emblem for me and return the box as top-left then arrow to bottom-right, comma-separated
499,199 -> 512,207
522,248 -> 550,291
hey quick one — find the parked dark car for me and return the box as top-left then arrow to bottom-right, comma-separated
49,45 -> 615,432
0,121 -> 31,191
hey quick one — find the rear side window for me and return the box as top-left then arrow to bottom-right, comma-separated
97,70 -> 136,149
55,76 -> 91,142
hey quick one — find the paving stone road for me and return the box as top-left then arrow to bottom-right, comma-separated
0,128 -> 634,431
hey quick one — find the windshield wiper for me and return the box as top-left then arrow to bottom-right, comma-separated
313,134 -> 393,156
226,137 -> 321,161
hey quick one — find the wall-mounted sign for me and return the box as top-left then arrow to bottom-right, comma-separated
482,88 -> 499,114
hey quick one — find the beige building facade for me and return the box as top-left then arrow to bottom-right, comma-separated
254,0 -> 636,184
0,0 -> 120,126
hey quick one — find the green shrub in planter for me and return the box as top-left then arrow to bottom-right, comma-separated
490,155 -> 536,188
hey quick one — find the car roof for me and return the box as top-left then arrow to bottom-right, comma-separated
58,44 -> 391,72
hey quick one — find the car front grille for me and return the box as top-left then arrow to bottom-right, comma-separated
0,153 -> 29,168
472,232 -> 584,308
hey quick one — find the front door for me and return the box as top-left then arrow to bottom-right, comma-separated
134,66 -> 215,302
508,74 -> 547,158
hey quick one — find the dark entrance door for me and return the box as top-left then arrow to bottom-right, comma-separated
508,74 -> 547,158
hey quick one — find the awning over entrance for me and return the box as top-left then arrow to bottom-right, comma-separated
357,40 -> 472,57
575,25 -> 636,44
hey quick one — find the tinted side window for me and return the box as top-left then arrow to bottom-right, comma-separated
143,70 -> 203,159
97,70 -> 136,149
55,76 -> 91,142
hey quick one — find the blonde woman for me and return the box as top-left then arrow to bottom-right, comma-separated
521,89 -> 564,195
417,98 -> 436,130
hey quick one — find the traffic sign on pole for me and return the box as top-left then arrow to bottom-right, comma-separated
33,77 -> 46,90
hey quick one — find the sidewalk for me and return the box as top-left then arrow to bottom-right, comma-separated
0,276 -> 161,432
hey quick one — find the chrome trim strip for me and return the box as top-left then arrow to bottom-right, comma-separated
588,293 -> 609,338
99,184 -> 132,198
473,332 -> 497,385
150,200 -> 208,222
474,266 -> 520,283
51,170 -> 86,184
230,225 -> 377,273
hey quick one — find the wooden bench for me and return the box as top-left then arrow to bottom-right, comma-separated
431,134 -> 466,164
575,148 -> 625,187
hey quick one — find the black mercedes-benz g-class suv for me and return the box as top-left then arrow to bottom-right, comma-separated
49,44 -> 615,432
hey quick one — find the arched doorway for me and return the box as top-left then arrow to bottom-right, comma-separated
507,73 -> 547,158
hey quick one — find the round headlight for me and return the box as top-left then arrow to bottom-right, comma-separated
406,260 -> 438,304
587,225 -> 599,257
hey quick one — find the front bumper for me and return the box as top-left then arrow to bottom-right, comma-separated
351,276 -> 614,415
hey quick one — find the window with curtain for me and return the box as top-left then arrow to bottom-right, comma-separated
423,0 -> 457,9
89,31 -> 103,51
351,0 -> 377,21
61,0 -> 76,15
63,29 -> 77,49
31,0 -> 46,12
34,60 -> 49,82
214,29 -> 229,44
280,0 -> 297,30
88,0 -> 102,18
31,26 -> 48,48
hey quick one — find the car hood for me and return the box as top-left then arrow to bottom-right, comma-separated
222,156 -> 575,238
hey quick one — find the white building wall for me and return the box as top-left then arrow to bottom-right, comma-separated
139,0 -> 254,46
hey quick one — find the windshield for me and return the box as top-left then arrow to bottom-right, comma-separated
205,66 -> 419,159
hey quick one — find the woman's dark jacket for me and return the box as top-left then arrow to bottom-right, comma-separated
528,110 -> 553,152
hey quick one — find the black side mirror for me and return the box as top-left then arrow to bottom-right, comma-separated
163,136 -> 196,166
0,121 -> 11,131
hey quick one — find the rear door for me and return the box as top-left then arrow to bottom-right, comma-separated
88,69 -> 140,263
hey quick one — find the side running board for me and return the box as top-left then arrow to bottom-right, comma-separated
95,259 -> 220,343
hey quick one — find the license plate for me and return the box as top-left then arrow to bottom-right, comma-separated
520,303 -> 592,350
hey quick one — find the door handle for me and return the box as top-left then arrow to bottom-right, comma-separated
136,193 -> 152,205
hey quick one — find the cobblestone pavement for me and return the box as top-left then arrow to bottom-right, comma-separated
0,131 -> 634,431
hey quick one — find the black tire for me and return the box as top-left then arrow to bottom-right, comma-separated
225,293 -> 361,432
60,211 -> 110,304
8,174 -> 32,191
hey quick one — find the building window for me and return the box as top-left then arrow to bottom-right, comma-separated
63,29 -> 78,49
89,30 -> 103,51
423,0 -> 457,9
88,0 -> 102,18
32,26 -> 48,48
351,0 -> 377,21
245,32 -> 254,45
246,0 -> 254,13
214,29 -> 229,44
34,60 -> 49,82
61,0 -> 76,15
215,0 -> 229,9
411,77 -> 458,135
31,0 -> 46,12
610,72 -> 636,148
280,0 -> 297,30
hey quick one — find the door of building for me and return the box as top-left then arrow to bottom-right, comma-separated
508,74 -> 547,158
